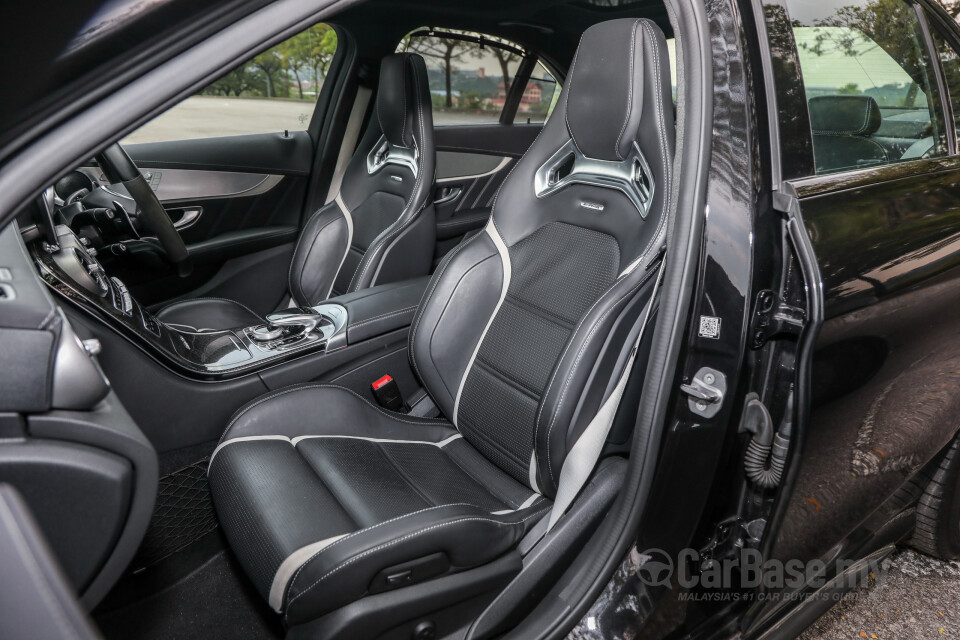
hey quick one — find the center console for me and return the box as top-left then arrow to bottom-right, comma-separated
32,224 -> 424,381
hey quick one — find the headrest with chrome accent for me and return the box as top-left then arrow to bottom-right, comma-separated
490,18 -> 673,259
376,53 -> 428,148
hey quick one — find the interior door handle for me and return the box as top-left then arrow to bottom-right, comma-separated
169,207 -> 202,230
434,186 -> 462,205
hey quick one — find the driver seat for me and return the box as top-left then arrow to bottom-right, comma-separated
156,53 -> 436,331
208,18 -> 674,634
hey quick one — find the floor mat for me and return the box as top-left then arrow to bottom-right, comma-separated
96,550 -> 283,640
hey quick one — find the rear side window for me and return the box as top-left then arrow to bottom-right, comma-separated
397,29 -> 562,126
929,20 -> 960,150
785,0 -> 948,174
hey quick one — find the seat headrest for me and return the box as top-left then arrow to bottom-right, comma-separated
566,19 -> 658,162
490,17 -> 673,259
376,53 -> 428,148
808,95 -> 882,137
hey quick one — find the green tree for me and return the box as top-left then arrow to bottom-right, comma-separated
404,32 -> 475,108
201,65 -> 259,97
294,24 -> 338,97
476,40 -> 521,96
251,49 -> 285,98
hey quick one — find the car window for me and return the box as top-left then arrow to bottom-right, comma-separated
929,18 -> 960,150
785,0 -> 948,174
397,29 -> 561,126
121,23 -> 339,144
520,61 -> 562,124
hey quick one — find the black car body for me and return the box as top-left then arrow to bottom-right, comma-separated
2,0 -> 960,638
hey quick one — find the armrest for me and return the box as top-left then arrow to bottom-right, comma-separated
326,277 -> 430,344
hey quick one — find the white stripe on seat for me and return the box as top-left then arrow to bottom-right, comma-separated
209,433 -> 464,469
490,492 -> 541,515
290,434 -> 463,447
453,220 -> 512,429
268,534 -> 348,612
208,435 -> 292,468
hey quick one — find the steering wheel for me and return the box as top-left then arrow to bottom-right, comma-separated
95,143 -> 193,276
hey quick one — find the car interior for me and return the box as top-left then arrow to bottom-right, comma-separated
0,0 -> 692,638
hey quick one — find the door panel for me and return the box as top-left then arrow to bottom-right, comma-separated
431,124 -> 540,260
91,132 -> 313,311
125,130 -> 313,176
775,160 -> 960,566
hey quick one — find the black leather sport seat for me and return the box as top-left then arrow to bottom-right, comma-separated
208,18 -> 674,629
157,53 -> 437,331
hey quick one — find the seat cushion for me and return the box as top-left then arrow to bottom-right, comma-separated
155,297 -> 262,331
207,384 -> 549,625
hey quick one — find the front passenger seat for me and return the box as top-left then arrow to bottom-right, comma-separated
156,53 -> 436,331
208,18 -> 674,634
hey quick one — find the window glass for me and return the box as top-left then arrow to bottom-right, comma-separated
398,29 -> 561,125
520,61 -> 562,124
929,20 -> 960,149
785,0 -> 947,174
122,23 -> 338,144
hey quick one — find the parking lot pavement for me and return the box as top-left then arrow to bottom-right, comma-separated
801,549 -> 960,639
121,95 -> 505,144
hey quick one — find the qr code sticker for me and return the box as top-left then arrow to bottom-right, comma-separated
698,316 -> 721,339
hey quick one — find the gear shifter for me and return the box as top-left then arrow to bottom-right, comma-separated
247,309 -> 328,347
265,310 -> 324,334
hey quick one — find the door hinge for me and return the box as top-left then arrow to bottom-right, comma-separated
680,367 -> 726,418
749,289 -> 805,349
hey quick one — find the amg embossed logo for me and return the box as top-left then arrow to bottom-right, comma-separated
580,200 -> 604,212
390,175 -> 403,183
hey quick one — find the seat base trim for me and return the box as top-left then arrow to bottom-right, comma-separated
270,533 -> 349,611
209,433 -> 464,468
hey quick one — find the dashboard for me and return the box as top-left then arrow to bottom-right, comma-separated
18,172 -> 348,380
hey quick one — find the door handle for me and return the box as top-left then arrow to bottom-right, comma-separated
168,207 -> 202,230
434,186 -> 462,205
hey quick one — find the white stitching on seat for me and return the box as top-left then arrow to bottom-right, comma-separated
291,210 -> 344,305
285,507 -> 550,613
613,20 -> 641,161
282,502 -> 474,606
534,20 -> 672,490
219,383 -> 450,444
542,269 -> 655,486
349,59 -> 429,293
408,227 -> 478,382
348,305 -> 418,330
563,31 -> 588,155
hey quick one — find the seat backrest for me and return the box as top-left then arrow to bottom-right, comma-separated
288,53 -> 436,305
809,95 -> 887,173
410,18 -> 674,498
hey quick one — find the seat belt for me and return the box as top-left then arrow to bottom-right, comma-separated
544,257 -> 666,532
